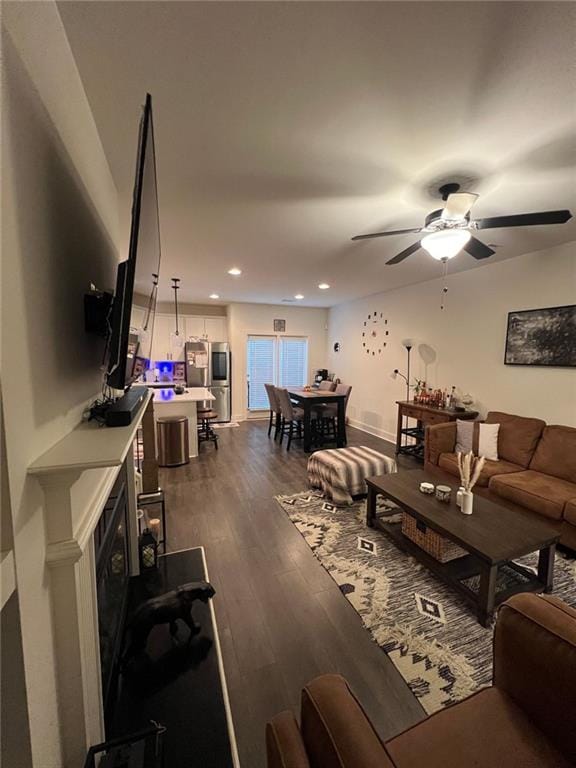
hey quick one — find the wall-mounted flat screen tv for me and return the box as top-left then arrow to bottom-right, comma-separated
106,94 -> 161,390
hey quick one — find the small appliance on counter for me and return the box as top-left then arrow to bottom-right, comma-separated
132,355 -> 148,381
173,361 -> 186,383
313,369 -> 329,387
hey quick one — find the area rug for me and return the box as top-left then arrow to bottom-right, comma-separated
275,491 -> 576,715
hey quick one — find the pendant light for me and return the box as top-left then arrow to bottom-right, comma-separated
143,272 -> 159,332
170,277 -> 183,353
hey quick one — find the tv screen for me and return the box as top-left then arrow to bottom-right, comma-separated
106,94 -> 161,390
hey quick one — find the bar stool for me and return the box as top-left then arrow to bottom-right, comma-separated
198,410 -> 219,450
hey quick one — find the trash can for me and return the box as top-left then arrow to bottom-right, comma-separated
157,416 -> 189,467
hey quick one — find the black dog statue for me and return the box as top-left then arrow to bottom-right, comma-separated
122,581 -> 215,666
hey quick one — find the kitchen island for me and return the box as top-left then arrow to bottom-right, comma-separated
153,387 -> 214,459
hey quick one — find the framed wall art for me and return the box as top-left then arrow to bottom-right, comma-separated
504,305 -> 576,367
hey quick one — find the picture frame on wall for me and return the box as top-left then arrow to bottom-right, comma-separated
274,319 -> 286,332
504,305 -> 576,367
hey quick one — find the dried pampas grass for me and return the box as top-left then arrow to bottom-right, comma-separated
456,451 -> 485,492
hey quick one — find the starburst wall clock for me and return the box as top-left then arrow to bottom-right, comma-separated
362,311 -> 389,356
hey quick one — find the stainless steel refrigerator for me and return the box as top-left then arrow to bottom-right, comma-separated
185,340 -> 231,422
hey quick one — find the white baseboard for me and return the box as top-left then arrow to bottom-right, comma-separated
235,412 -> 397,444
232,413 -> 269,422
346,417 -> 396,445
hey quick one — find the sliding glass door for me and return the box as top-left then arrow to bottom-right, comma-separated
247,335 -> 308,411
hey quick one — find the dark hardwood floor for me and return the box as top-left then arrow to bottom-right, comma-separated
160,419 -> 424,768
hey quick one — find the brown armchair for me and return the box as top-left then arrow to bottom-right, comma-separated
266,593 -> 576,768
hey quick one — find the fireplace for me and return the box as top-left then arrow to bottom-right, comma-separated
28,391 -> 155,764
94,465 -> 130,725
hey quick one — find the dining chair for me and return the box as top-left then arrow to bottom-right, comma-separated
276,387 -> 305,451
312,379 -> 338,428
319,384 -> 352,444
264,383 -> 282,439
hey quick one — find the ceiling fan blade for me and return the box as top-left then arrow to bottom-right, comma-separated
441,192 -> 479,221
474,209 -> 572,230
386,241 -> 422,265
464,236 -> 495,260
351,228 -> 422,241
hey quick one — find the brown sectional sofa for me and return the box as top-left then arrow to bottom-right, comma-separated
266,594 -> 576,767
425,411 -> 576,549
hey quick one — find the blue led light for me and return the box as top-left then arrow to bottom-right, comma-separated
157,360 -> 174,375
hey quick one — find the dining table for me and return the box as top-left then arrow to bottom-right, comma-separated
286,387 -> 347,452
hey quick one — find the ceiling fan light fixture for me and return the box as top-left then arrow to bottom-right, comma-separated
421,229 -> 471,261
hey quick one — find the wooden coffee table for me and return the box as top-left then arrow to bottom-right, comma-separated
366,469 -> 560,627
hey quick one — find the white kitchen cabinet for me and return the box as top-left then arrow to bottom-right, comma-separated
184,315 -> 228,342
130,305 -> 145,331
204,316 -> 227,341
185,316 -> 207,339
147,313 -> 228,363
150,314 -> 185,362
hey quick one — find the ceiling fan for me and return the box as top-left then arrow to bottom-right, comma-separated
351,183 -> 573,265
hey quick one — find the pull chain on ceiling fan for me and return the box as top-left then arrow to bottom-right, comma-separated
351,183 -> 572,265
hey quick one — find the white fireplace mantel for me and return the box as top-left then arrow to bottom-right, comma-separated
27,390 -> 153,766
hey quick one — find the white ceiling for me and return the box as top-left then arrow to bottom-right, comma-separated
58,1 -> 576,307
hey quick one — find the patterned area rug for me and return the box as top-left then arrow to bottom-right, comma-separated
275,491 -> 576,715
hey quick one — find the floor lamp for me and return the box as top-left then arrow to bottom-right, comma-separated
401,339 -> 415,451
402,339 -> 414,401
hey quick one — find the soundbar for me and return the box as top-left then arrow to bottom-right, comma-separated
105,386 -> 149,427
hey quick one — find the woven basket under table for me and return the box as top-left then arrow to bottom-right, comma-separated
401,512 -> 467,563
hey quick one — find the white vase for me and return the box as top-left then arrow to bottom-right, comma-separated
461,490 -> 474,515
456,486 -> 465,509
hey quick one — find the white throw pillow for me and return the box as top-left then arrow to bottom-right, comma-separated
478,423 -> 499,461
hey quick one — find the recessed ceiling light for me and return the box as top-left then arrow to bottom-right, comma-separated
228,267 -> 242,276
209,293 -> 220,299
294,294 -> 304,300
318,283 -> 330,290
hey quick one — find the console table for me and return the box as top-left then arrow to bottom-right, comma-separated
395,400 -> 478,460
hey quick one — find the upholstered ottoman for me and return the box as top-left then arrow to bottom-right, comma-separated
307,446 -> 397,505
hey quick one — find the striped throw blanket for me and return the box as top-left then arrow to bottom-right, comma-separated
307,446 -> 397,506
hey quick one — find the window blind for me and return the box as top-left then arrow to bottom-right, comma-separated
278,337 -> 308,388
247,335 -> 309,410
247,336 -> 275,410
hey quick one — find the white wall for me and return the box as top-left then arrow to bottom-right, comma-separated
227,303 -> 329,419
2,3 -> 118,764
328,244 -> 576,442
